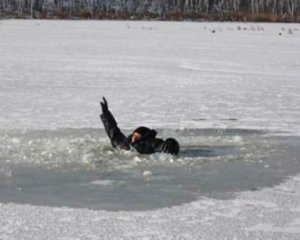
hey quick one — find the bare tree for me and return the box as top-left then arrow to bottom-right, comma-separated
0,0 -> 299,21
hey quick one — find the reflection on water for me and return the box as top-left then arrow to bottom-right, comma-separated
0,128 -> 299,211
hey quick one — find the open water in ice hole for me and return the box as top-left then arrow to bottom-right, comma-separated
0,128 -> 299,211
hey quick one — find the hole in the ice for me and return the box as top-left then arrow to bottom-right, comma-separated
0,128 -> 299,211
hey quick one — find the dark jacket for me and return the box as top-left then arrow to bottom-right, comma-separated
100,110 -> 166,154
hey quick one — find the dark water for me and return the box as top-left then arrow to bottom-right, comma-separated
0,128 -> 299,211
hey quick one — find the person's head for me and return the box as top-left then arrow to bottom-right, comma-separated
164,138 -> 180,155
130,126 -> 151,144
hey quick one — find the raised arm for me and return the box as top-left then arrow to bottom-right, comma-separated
100,97 -> 130,150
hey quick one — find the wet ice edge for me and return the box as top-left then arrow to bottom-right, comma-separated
0,174 -> 300,239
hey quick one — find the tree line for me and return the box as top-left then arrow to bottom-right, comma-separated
0,0 -> 299,22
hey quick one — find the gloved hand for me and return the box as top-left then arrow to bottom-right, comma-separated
163,138 -> 180,155
100,97 -> 109,113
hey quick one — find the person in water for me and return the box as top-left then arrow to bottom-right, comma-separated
100,97 -> 180,155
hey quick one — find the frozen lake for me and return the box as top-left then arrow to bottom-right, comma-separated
0,20 -> 300,238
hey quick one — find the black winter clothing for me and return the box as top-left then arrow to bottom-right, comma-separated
100,97 -> 179,155
100,110 -> 166,154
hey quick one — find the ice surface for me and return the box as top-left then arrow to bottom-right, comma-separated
0,20 -> 300,239
0,20 -> 299,134
0,174 -> 300,239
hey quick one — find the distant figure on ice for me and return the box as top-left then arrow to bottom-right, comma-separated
100,97 -> 180,155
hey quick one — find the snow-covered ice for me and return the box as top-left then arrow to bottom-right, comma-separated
0,20 -> 300,239
0,175 -> 300,239
0,20 -> 299,133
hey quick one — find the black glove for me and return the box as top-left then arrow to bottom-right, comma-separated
163,138 -> 180,155
100,97 -> 109,113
